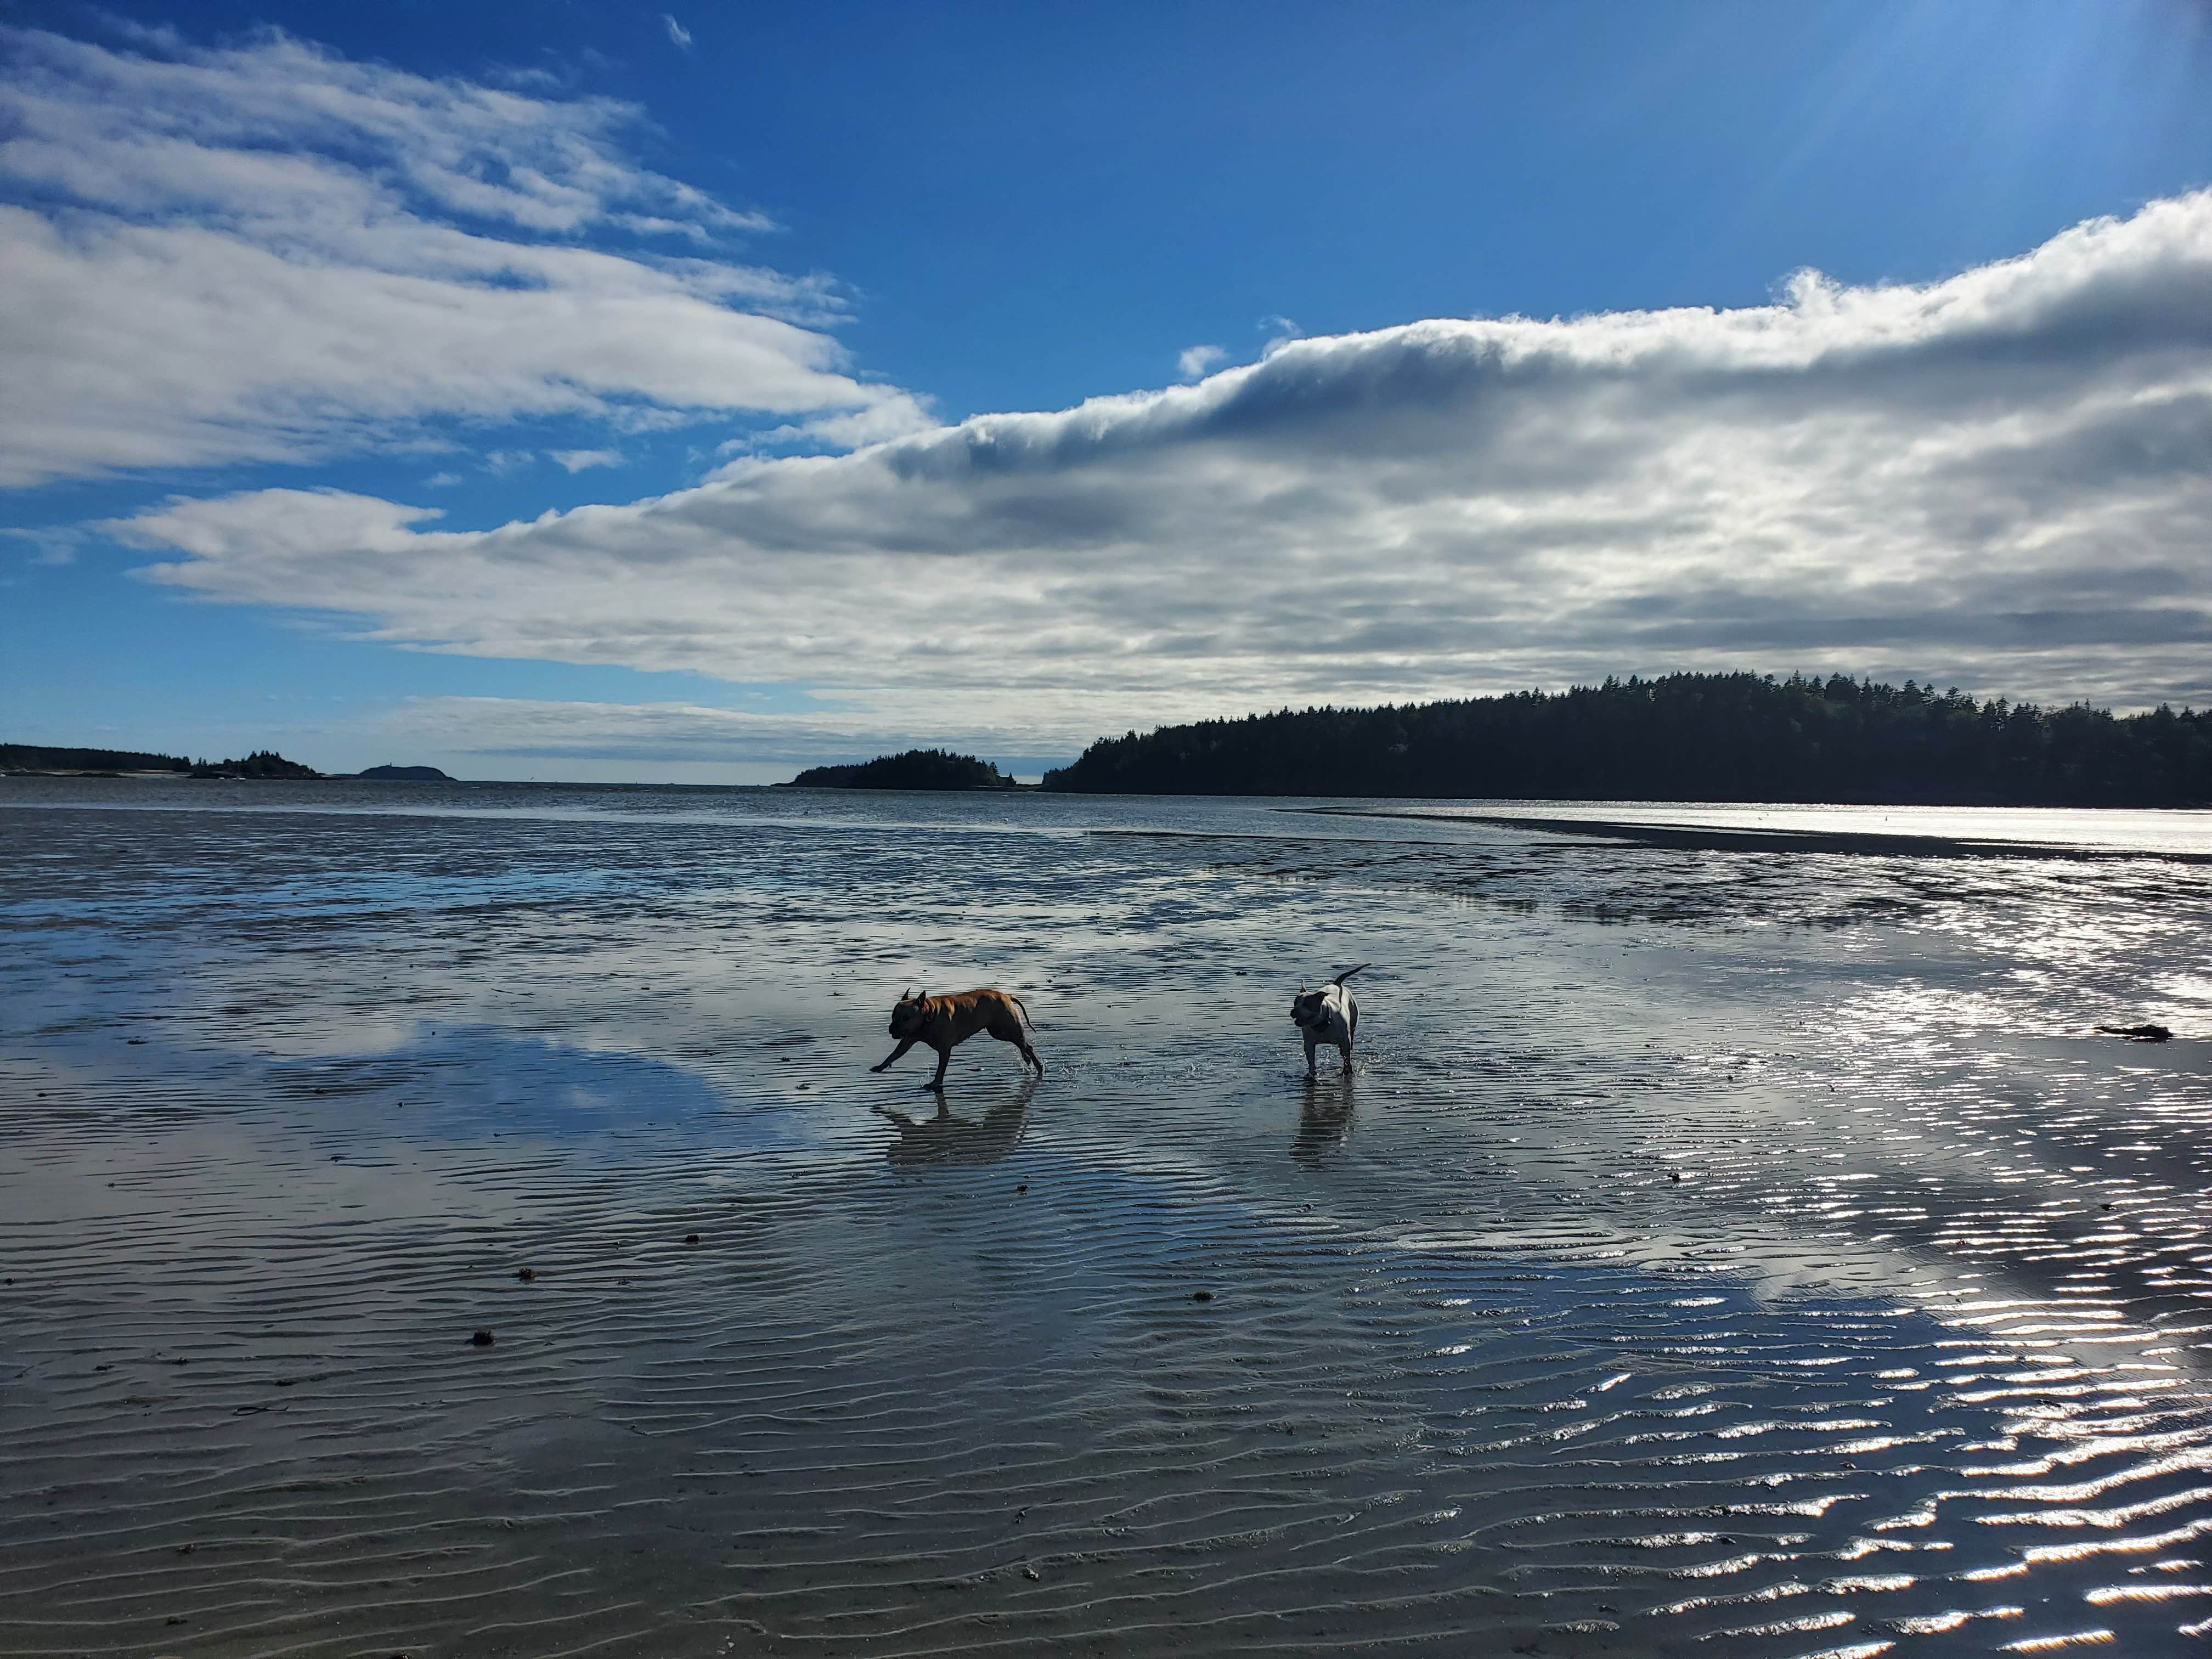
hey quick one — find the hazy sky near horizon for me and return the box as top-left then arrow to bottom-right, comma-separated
5,1 -> 2212,781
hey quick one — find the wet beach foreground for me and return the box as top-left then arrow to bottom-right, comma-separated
4,779 -> 2211,1657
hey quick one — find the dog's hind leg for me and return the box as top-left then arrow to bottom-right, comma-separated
987,1013 -> 1045,1075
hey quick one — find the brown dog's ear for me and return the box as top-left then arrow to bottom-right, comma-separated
901,986 -> 915,1002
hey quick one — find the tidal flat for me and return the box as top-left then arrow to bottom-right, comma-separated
3,778 -> 2210,1657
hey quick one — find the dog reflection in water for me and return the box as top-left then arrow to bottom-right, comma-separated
1292,1072 -> 1357,1167
874,1075 -> 1037,1166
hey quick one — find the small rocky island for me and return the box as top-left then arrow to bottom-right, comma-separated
191,750 -> 321,779
785,748 -> 1020,790
358,764 -> 453,781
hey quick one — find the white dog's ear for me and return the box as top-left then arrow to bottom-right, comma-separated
1298,982 -> 1306,992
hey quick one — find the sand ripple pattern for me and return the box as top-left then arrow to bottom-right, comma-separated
4,781 -> 2210,1656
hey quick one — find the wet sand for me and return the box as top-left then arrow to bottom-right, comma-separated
1300,802 -> 2212,862
4,779 -> 2211,1656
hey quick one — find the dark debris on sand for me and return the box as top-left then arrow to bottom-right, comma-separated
2097,1022 -> 2174,1042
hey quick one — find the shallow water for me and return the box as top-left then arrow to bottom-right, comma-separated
4,777 -> 2211,1657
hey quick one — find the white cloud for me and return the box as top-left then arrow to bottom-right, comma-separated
1178,344 -> 1228,381
110,192 -> 2212,751
550,448 -> 622,472
0,26 -> 917,486
737,391 -> 943,455
4,526 -> 84,566
662,14 -> 694,52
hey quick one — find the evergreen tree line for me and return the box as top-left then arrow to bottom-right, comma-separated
190,750 -> 319,779
1,743 -> 191,772
1040,674 -> 2212,805
0,744 -> 321,778
786,748 -> 1018,790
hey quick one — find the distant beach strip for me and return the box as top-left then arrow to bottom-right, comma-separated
1296,802 -> 2212,862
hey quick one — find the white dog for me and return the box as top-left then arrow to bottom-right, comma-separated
1290,963 -> 1368,1076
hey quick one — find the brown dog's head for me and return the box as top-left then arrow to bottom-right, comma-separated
889,989 -> 929,1038
1290,984 -> 1327,1028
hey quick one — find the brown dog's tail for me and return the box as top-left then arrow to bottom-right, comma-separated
1009,993 -> 1034,1030
1331,963 -> 1372,986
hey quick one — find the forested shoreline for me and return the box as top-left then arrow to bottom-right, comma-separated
1,743 -> 192,774
1040,675 -> 2212,806
2,744 -> 320,778
783,749 -> 1019,790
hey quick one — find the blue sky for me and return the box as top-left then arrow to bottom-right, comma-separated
5,1 -> 2212,781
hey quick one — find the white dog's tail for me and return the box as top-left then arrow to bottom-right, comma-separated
1331,963 -> 1372,986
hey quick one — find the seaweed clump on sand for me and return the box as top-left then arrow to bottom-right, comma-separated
784,749 -> 1020,790
2097,1023 -> 2173,1042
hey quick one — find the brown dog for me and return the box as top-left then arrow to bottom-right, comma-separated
873,988 -> 1043,1089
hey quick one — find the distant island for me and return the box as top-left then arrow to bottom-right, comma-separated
785,748 -> 1021,790
191,749 -> 320,780
1040,674 -> 2212,806
358,764 -> 452,782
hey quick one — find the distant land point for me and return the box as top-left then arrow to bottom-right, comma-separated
783,749 -> 1022,791
0,744 -> 452,782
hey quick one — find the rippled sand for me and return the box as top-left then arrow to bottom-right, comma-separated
4,780 -> 2211,1656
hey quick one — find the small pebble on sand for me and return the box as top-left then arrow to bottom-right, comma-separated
469,1330 -> 495,1347
1192,1290 -> 1214,1302
516,1267 -> 535,1282
685,1233 -> 701,1244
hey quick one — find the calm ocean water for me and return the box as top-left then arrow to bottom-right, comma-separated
4,777 -> 2211,1656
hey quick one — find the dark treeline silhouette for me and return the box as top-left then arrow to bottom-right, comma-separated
191,750 -> 320,780
1040,674 -> 2212,806
2,743 -> 192,773
4,743 -> 325,777
786,748 -> 1019,790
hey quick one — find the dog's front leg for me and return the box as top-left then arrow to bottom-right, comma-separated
927,1044 -> 951,1091
872,1039 -> 916,1074
1303,1031 -> 1319,1077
